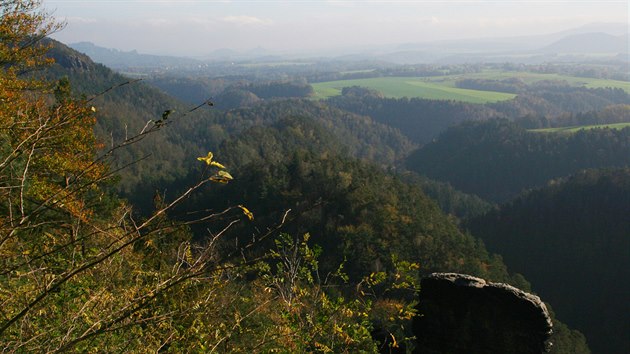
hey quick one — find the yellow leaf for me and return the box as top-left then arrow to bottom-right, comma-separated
390,333 -> 398,348
198,151 -> 227,169
210,171 -> 233,184
210,161 -> 226,169
217,170 -> 233,180
197,151 -> 214,165
209,176 -> 229,184
238,205 -> 254,220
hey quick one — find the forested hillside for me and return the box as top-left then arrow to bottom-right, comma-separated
44,39 -> 219,193
406,119 -> 630,201
489,86 -> 629,118
466,168 -> 630,353
326,87 -> 501,143
168,117 -> 517,283
324,83 -> 628,145
149,78 -> 313,108
515,104 -> 630,129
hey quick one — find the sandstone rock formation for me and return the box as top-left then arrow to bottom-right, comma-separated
413,273 -> 553,354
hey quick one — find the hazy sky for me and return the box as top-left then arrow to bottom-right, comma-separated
45,0 -> 628,56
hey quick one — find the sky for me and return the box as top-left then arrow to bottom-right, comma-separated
44,0 -> 629,56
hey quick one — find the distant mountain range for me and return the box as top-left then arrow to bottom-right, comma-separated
69,41 -> 205,69
69,22 -> 629,68
377,23 -> 628,64
541,32 -> 629,54
395,22 -> 628,53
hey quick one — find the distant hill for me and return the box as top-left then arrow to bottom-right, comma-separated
369,23 -> 629,64
395,22 -> 628,55
69,42 -> 280,69
69,41 -> 203,69
69,23 -> 630,69
557,22 -> 629,37
541,33 -> 629,54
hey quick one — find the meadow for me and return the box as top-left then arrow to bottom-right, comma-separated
311,77 -> 516,103
311,70 -> 630,103
431,70 -> 630,91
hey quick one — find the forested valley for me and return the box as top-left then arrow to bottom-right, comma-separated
1,2 -> 629,352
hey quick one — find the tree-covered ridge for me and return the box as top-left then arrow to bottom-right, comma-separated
515,104 -> 630,129
41,38 -> 222,193
149,77 -> 313,107
466,168 -> 630,354
326,87 -> 501,144
397,172 -> 494,220
116,97 -> 416,211
406,119 -> 630,201
213,99 -> 416,165
325,81 -> 628,145
488,86 -> 629,118
179,119 -> 522,285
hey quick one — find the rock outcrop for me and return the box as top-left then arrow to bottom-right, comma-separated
413,273 -> 553,354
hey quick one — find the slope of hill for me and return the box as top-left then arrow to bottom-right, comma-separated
44,39 -> 217,193
326,88 -> 501,144
541,33 -> 628,54
174,116 -> 518,284
406,119 -> 630,201
466,168 -> 630,354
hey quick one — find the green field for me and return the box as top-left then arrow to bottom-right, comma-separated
530,122 -> 630,133
427,70 -> 630,92
311,77 -> 517,103
311,70 -> 630,103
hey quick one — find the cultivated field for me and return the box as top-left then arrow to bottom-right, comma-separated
433,70 -> 630,92
311,77 -> 516,103
311,70 -> 630,103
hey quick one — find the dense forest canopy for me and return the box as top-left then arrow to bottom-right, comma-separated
466,168 -> 630,353
175,118 -> 517,283
406,119 -> 630,202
